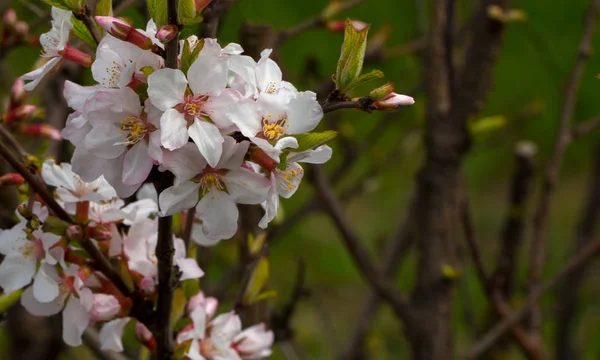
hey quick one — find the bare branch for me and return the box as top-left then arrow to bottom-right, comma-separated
527,0 -> 600,336
465,237 -> 600,359
308,166 -> 417,334
572,115 -> 600,140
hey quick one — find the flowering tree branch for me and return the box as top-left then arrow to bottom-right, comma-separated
73,4 -> 103,45
153,1 -> 180,359
527,0 -> 600,338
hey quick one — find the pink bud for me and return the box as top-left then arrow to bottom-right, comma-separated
95,16 -> 154,50
3,9 -> 17,27
135,321 -> 156,352
195,0 -> 212,13
60,45 -> 93,67
66,225 -> 83,242
373,92 -> 415,109
326,19 -> 368,32
10,78 -> 26,108
89,294 -> 121,323
14,21 -> 29,39
88,224 -> 112,241
156,25 -> 178,43
17,203 -> 32,219
0,173 -> 25,187
3,104 -> 37,123
20,124 -> 62,140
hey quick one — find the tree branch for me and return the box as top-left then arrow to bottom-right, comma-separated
308,166 -> 417,332
465,236 -> 600,359
527,0 -> 600,337
154,0 -> 180,358
73,5 -> 103,46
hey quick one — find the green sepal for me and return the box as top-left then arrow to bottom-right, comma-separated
242,256 -> 270,305
0,289 -> 23,313
292,130 -> 338,153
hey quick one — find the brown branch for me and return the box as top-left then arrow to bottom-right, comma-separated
322,97 -> 375,114
492,142 -> 537,299
464,236 -> 600,359
460,173 -> 544,359
338,198 -> 416,360
556,142 -> 600,359
201,0 -> 238,38
572,115 -> 600,140
527,0 -> 600,337
73,5 -> 103,46
308,166 -> 417,337
0,125 -> 29,157
276,0 -> 365,45
154,0 -> 180,358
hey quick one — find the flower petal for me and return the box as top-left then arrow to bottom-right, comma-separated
162,143 -> 207,185
147,68 -> 188,111
84,124 -> 126,159
158,182 -> 201,216
285,91 -> 323,134
256,49 -> 282,93
123,142 -> 153,186
160,109 -> 189,150
62,296 -> 90,347
188,119 -> 223,168
33,266 -> 60,303
99,318 -> 131,352
224,169 -> 270,205
196,189 -> 238,240
175,258 -> 204,280
188,47 -> 228,96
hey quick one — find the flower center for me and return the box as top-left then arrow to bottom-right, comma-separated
198,172 -> 225,195
102,60 -> 125,88
279,166 -> 304,192
18,239 -> 42,259
184,94 -> 210,118
262,114 -> 287,140
119,115 -> 148,146
264,82 -> 278,94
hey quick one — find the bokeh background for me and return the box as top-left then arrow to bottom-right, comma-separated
1,0 -> 600,359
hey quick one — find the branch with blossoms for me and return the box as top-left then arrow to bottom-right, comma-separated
0,0 -> 416,359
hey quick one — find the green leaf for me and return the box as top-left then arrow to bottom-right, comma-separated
344,69 -> 384,93
140,66 -> 155,78
95,0 -> 113,16
178,0 -> 203,25
134,83 -> 149,102
247,233 -> 266,256
335,19 -> 370,93
0,289 -> 23,313
181,38 -> 204,76
242,256 -> 270,305
183,278 -> 200,299
470,115 -> 507,135
148,0 -> 168,27
253,290 -> 277,302
171,288 -> 187,324
292,130 -> 338,153
71,15 -> 97,49
41,0 -> 71,10
65,0 -> 85,10
276,152 -> 287,170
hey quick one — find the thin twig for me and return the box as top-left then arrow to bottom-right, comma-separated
465,237 -> 600,359
527,0 -> 600,336
74,5 -> 103,46
572,115 -> 600,140
182,208 -> 195,249
0,125 -> 29,157
276,0 -> 365,45
308,166 -> 417,333
154,0 -> 180,358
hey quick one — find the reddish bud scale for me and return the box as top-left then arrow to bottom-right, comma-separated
195,0 -> 213,13
3,104 -> 37,123
10,78 -> 26,108
63,248 -> 88,265
75,201 -> 90,222
0,173 -> 24,187
60,46 -> 93,67
20,124 -> 62,140
250,147 -> 276,172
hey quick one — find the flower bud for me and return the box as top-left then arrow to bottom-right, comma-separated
194,0 -> 212,13
156,25 -> 178,43
88,224 -> 112,241
135,321 -> 156,353
14,21 -> 29,40
373,92 -> 415,110
95,16 -> 154,51
369,82 -> 394,101
60,45 -> 93,67
3,9 -> 17,28
10,78 -> 26,108
20,124 -> 62,140
17,203 -> 32,220
249,147 -> 276,172
187,292 -> 219,318
326,19 -> 368,32
66,224 -> 83,242
3,104 -> 37,123
232,324 -> 274,359
0,173 -> 24,187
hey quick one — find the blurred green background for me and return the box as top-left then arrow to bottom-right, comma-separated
2,0 -> 600,359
